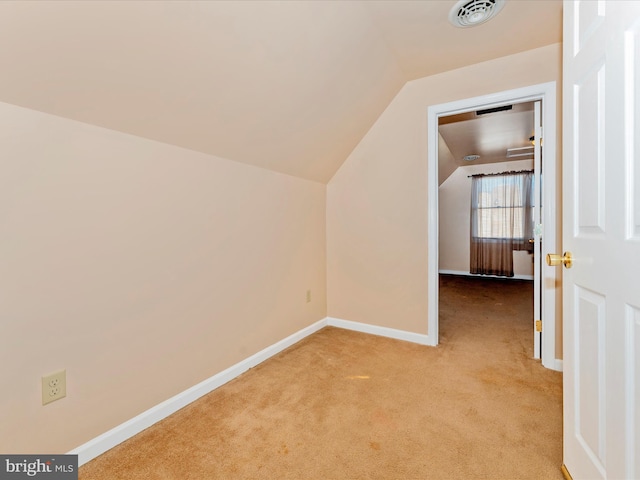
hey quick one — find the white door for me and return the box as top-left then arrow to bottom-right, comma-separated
562,1 -> 640,478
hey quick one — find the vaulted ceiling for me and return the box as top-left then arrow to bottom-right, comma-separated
0,1 -> 562,183
438,102 -> 536,181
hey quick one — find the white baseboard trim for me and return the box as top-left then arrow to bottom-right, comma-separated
327,317 -> 433,346
553,359 -> 563,372
70,316 -> 437,465
439,269 -> 534,281
69,318 -> 328,466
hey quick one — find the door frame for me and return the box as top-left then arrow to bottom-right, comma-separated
426,81 -> 561,371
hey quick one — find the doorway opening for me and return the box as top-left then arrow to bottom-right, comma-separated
438,101 -> 537,359
426,83 -> 560,371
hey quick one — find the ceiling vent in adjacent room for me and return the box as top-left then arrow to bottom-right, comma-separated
476,104 -> 513,116
449,0 -> 506,28
506,146 -> 534,158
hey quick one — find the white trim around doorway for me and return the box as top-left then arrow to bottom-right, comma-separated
427,82 -> 560,371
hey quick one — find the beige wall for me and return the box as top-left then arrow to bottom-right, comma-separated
0,42 -> 564,456
0,102 -> 327,454
327,43 -> 562,337
439,159 -> 535,277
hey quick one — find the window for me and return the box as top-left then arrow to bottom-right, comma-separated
470,171 -> 534,277
471,173 -> 534,240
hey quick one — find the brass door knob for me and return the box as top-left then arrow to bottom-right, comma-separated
546,252 -> 573,268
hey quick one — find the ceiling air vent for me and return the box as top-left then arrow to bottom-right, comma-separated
506,146 -> 534,159
449,0 -> 506,28
476,104 -> 512,116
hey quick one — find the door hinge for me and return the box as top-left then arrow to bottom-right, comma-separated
535,320 -> 542,332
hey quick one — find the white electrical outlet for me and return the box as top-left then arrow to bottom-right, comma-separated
42,369 -> 66,405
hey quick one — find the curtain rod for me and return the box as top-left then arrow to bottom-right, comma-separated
467,169 -> 534,178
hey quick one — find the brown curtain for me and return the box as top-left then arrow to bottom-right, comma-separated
470,171 -> 534,277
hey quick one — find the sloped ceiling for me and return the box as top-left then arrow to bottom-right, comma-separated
0,1 -> 562,183
438,102 -> 536,185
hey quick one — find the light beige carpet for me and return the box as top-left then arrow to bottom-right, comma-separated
79,275 -> 563,479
